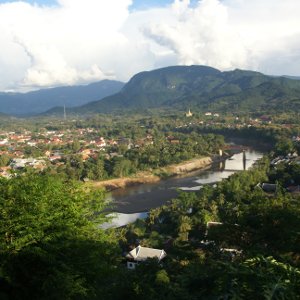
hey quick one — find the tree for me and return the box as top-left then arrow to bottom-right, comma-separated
177,216 -> 192,242
71,139 -> 81,152
0,154 -> 10,167
112,158 -> 134,177
274,138 -> 294,156
93,157 -> 107,180
0,173 -> 119,299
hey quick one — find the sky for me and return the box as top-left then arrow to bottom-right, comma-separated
0,0 -> 299,92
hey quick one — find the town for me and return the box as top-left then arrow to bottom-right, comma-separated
0,111 -> 299,180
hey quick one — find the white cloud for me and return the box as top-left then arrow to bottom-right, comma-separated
138,0 -> 300,76
222,0 -> 300,75
142,0 -> 250,69
0,0 -> 134,91
0,0 -> 300,92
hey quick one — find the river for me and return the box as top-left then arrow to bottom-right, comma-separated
103,148 -> 263,228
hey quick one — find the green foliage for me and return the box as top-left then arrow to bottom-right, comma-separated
274,138 -> 294,156
2,115 -> 300,299
112,157 -> 135,177
155,269 -> 170,286
118,153 -> 300,299
0,174 -> 107,252
0,154 -> 10,167
0,173 -> 121,299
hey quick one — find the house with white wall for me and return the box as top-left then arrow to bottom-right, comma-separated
126,245 -> 167,269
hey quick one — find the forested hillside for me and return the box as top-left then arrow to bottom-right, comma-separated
1,152 -> 300,299
77,65 -> 300,114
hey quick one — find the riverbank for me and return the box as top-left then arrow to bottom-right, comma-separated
90,171 -> 160,191
104,148 -> 264,216
89,156 -> 212,191
163,156 -> 212,175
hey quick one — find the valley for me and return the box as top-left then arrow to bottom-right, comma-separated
1,66 -> 300,300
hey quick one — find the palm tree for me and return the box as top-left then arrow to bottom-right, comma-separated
177,215 -> 192,241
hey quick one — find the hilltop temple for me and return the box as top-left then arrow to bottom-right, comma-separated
185,109 -> 193,117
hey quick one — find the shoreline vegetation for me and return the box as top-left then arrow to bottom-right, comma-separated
88,156 -> 213,191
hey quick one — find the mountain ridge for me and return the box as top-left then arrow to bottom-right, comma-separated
73,65 -> 300,114
4,65 -> 300,116
0,80 -> 125,115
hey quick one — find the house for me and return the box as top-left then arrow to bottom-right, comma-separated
220,248 -> 242,260
10,158 -> 46,170
126,245 -> 167,269
95,138 -> 106,149
10,158 -> 31,169
204,221 -> 240,239
107,139 -> 118,146
286,185 -> 300,194
51,137 -> 63,144
292,136 -> 300,142
78,148 -> 94,161
44,150 -> 51,157
12,150 -> 24,158
207,221 -> 223,228
0,138 -> 8,145
27,140 -> 37,146
166,136 -> 180,144
205,221 -> 223,237
49,155 -> 62,162
117,137 -> 133,149
261,183 -> 277,193
259,115 -> 272,123
0,166 -> 12,178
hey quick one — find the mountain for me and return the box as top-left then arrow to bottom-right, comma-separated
0,80 -> 124,115
282,75 -> 300,80
75,65 -> 300,114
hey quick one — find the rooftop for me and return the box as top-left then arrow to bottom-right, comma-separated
127,246 -> 166,262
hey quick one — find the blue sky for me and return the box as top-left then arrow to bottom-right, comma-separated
0,0 -> 299,92
0,0 -> 198,9
130,0 -> 198,10
0,0 -> 54,3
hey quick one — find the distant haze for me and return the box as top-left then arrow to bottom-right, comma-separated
0,0 -> 300,92
0,80 -> 124,115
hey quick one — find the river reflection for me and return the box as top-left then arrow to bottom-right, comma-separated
106,149 -> 263,218
101,212 -> 148,229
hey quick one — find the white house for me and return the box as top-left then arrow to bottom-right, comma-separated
126,245 -> 167,269
0,139 -> 8,145
10,158 -> 46,169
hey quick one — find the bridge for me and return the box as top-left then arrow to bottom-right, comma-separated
219,150 -> 247,171
223,145 -> 250,151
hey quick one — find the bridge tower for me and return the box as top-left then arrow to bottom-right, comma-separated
243,150 -> 246,170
